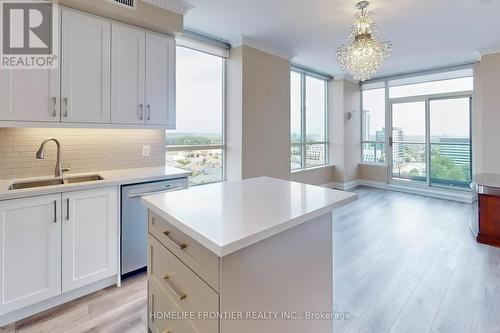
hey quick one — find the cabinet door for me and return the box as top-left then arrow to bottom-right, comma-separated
62,187 -> 118,292
0,195 -> 61,315
111,24 -> 146,125
0,68 -> 59,122
146,32 -> 175,127
61,9 -> 111,123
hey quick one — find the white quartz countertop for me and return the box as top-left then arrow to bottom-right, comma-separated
142,177 -> 358,257
0,166 -> 191,201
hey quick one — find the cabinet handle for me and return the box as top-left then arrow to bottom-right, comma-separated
147,104 -> 151,121
63,98 -> 69,117
53,200 -> 57,223
51,97 -> 57,117
163,231 -> 187,250
138,104 -> 144,120
163,274 -> 186,301
66,198 -> 70,221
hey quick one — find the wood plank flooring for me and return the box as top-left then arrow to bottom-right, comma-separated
333,186 -> 500,333
0,273 -> 147,333
2,186 -> 500,333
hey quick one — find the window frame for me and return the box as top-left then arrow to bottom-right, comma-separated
166,45 -> 227,185
290,69 -> 329,171
388,92 -> 473,189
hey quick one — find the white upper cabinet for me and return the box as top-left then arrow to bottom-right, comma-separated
0,195 -> 62,315
111,24 -> 146,125
146,32 -> 176,128
61,187 -> 118,293
0,8 -> 175,128
61,9 -> 111,124
0,68 -> 60,122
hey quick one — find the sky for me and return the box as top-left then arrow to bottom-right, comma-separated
291,72 -> 326,140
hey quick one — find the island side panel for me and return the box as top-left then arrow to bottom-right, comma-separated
220,211 -> 333,333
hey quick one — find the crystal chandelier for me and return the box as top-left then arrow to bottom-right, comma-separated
336,1 -> 392,81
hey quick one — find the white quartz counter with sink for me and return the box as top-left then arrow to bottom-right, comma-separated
0,166 -> 191,201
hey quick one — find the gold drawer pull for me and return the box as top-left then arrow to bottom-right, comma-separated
163,231 -> 187,250
163,274 -> 187,301
162,331 -> 171,333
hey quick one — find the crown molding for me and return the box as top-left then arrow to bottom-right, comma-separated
142,0 -> 193,15
232,35 -> 296,61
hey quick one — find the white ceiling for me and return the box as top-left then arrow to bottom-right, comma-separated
183,0 -> 500,79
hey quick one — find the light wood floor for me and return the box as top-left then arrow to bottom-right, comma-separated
333,186 -> 500,333
0,273 -> 148,333
2,186 -> 500,333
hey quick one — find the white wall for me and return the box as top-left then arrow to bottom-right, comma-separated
343,80 -> 362,182
227,46 -> 291,181
242,47 -> 291,180
473,53 -> 500,174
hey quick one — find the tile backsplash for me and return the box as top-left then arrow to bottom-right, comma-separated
0,128 -> 166,180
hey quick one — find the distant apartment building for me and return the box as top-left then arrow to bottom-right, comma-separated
439,137 -> 471,165
306,144 -> 324,161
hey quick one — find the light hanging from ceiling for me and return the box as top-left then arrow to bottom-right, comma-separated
336,1 -> 392,81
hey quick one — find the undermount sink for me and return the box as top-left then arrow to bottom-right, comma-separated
63,175 -> 104,184
8,175 -> 104,190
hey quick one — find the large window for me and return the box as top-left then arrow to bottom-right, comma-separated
290,70 -> 328,170
361,67 -> 473,189
166,46 -> 226,185
362,88 -> 386,164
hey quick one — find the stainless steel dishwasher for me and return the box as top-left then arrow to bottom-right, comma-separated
121,178 -> 188,276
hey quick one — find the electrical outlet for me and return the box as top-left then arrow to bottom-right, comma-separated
142,145 -> 150,157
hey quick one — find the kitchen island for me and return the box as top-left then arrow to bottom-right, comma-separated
141,177 -> 357,333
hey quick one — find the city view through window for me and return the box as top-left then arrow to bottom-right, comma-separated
362,75 -> 473,188
166,46 -> 225,185
291,71 -> 328,170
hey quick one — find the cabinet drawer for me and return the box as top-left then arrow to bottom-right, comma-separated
148,278 -> 199,333
148,235 -> 219,333
149,210 -> 220,291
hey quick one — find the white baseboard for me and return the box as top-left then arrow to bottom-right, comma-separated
0,275 -> 118,327
323,179 -> 475,203
321,180 -> 361,191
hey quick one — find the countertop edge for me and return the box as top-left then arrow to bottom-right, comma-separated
142,191 -> 358,257
0,167 -> 191,201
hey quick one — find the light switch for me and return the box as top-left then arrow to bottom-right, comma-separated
142,145 -> 151,157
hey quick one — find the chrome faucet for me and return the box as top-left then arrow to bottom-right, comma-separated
36,138 -> 63,177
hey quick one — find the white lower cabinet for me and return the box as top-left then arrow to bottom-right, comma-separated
62,187 -> 118,292
0,195 -> 62,316
0,187 -> 118,317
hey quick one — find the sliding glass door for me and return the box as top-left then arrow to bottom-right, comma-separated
390,101 -> 427,183
389,96 -> 471,188
429,97 -> 471,188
